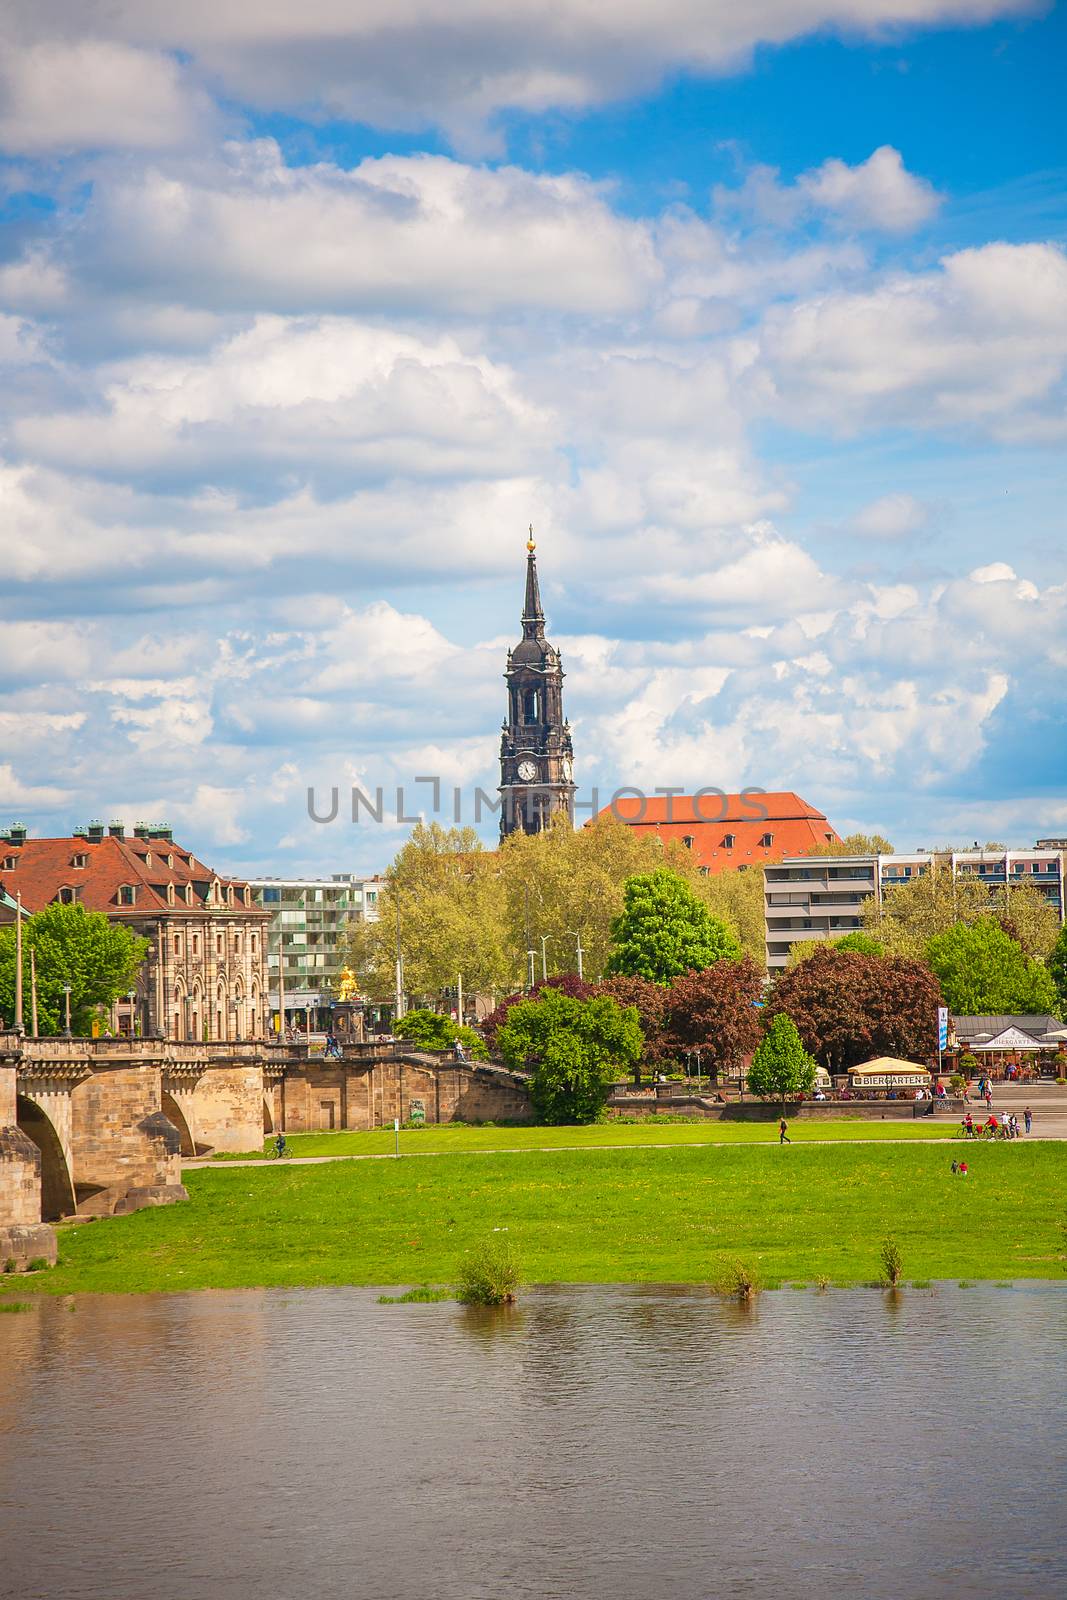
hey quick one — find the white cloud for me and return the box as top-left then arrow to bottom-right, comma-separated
746,242 -> 1067,439
67,144 -> 659,316
850,492 -> 933,540
717,146 -> 941,234
4,2 -> 1031,152
0,762 -> 71,808
0,39 -> 212,155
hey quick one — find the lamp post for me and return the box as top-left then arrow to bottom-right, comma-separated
13,891 -> 24,1035
566,930 -> 584,981
539,934 -> 553,982
526,948 -> 536,991
127,987 -> 137,1039
62,983 -> 72,1039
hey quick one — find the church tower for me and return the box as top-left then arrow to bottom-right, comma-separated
499,531 -> 576,837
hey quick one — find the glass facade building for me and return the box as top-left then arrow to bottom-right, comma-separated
249,873 -> 381,1027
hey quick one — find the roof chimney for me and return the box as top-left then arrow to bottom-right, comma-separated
86,820 -> 105,843
5,823 -> 27,845
108,821 -> 125,839
134,821 -> 151,839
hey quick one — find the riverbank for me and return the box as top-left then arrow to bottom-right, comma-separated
6,1140 -> 1064,1296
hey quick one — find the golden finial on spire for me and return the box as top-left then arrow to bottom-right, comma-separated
527,523 -> 536,553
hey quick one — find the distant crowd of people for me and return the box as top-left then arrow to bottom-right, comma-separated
959,1108 -> 1032,1139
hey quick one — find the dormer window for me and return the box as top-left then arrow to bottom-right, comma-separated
2,855 -> 17,871
57,885 -> 80,904
165,853 -> 174,868
760,833 -> 774,848
71,853 -> 88,869
723,833 -> 736,849
167,883 -> 176,905
118,884 -> 136,906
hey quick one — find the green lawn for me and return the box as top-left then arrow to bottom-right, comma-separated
8,1141 -> 1064,1296
218,1117 -> 957,1161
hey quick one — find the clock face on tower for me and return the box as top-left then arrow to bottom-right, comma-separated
517,760 -> 538,782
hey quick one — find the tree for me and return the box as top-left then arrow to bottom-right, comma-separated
788,929 -> 885,966
497,987 -> 643,1123
1050,923 -> 1067,1020
765,946 -> 942,1072
0,903 -> 148,1035
925,918 -> 1057,1015
809,833 -> 894,857
481,973 -> 595,1052
393,1007 -> 487,1060
864,868 -> 1059,963
697,864 -> 767,970
606,868 -> 741,984
747,1014 -> 818,1108
341,822 -> 516,1003
664,957 -> 764,1085
596,973 -> 670,1075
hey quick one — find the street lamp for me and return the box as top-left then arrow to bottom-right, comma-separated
526,948 -> 536,991
62,983 -> 73,1039
566,930 -> 584,981
539,934 -> 553,982
127,988 -> 136,1039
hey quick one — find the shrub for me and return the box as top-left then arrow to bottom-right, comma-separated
27,1257 -> 52,1272
455,1235 -> 522,1305
0,1301 -> 31,1314
716,1258 -> 760,1302
394,1008 -> 487,1060
377,1286 -> 451,1304
880,1236 -> 903,1288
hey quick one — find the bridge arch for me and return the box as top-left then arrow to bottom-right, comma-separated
15,1094 -> 76,1221
160,1090 -> 195,1158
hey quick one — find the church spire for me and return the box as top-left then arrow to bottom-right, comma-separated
523,525 -> 543,626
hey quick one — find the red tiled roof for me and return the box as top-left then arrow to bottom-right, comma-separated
593,791 -> 840,875
0,832 -> 265,918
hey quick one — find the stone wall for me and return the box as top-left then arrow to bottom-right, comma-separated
276,1053 -> 533,1130
191,1063 -> 264,1153
70,1067 -> 181,1198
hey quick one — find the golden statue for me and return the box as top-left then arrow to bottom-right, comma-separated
337,966 -> 360,1002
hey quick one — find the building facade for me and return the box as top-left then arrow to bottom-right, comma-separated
765,846 -> 1067,970
0,821 -> 268,1039
499,534 -> 575,837
599,791 -> 839,873
248,873 -> 381,1030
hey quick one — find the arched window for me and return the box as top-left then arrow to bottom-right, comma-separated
523,688 -> 539,724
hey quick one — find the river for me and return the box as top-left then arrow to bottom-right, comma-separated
1,1284 -> 1064,1599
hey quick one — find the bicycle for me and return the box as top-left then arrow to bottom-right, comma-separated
268,1142 -> 293,1159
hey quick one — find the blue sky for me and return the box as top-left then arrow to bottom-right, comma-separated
0,0 -> 1065,873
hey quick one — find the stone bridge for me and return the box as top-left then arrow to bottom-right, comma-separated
0,1033 -> 531,1268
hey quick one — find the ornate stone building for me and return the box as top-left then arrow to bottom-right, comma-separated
0,821 -> 268,1041
499,534 -> 576,837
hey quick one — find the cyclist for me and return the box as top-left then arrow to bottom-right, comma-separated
273,1133 -> 288,1159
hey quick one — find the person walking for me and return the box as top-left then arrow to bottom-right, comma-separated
1024,1105 -> 1033,1134
779,1117 -> 791,1145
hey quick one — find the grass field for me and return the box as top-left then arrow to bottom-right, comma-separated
7,1139 -> 1064,1296
215,1118 -> 957,1161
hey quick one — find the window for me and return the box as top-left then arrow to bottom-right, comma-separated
722,833 -> 736,849
192,934 -> 200,957
235,933 -> 242,955
698,866 -> 709,877
58,885 -> 79,904
216,934 -> 223,956
173,935 -> 181,956
71,853 -> 88,869
760,833 -> 773,847
261,887 -> 281,904
682,835 -> 694,849
523,688 -> 539,724
118,884 -> 136,906
165,853 -> 174,868
251,934 -> 258,955
2,855 -> 17,870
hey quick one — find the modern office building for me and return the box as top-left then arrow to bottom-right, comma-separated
249,873 -> 382,1030
764,847 -> 1066,970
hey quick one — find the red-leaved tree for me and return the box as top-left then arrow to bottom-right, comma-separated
766,947 -> 942,1071
664,956 -> 765,1084
596,973 -> 670,1078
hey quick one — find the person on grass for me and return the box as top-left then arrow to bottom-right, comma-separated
779,1118 -> 791,1145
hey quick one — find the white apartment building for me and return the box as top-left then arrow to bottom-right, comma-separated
249,873 -> 382,1027
765,846 -> 1066,971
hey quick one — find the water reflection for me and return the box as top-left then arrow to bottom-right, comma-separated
1,1284 -> 1064,1600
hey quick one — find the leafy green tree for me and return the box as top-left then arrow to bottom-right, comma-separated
0,903 -> 147,1035
865,868 -> 1059,963
810,833 -> 895,857
497,987 -> 643,1123
925,918 -> 1057,1015
1050,923 -> 1067,1020
606,868 -> 741,985
788,929 -> 886,967
696,864 -> 767,970
747,1014 -> 818,1108
393,1007 -> 488,1060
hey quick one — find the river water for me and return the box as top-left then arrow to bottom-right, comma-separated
1,1284 -> 1064,1599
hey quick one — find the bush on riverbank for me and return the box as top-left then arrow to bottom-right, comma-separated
456,1235 -> 522,1305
